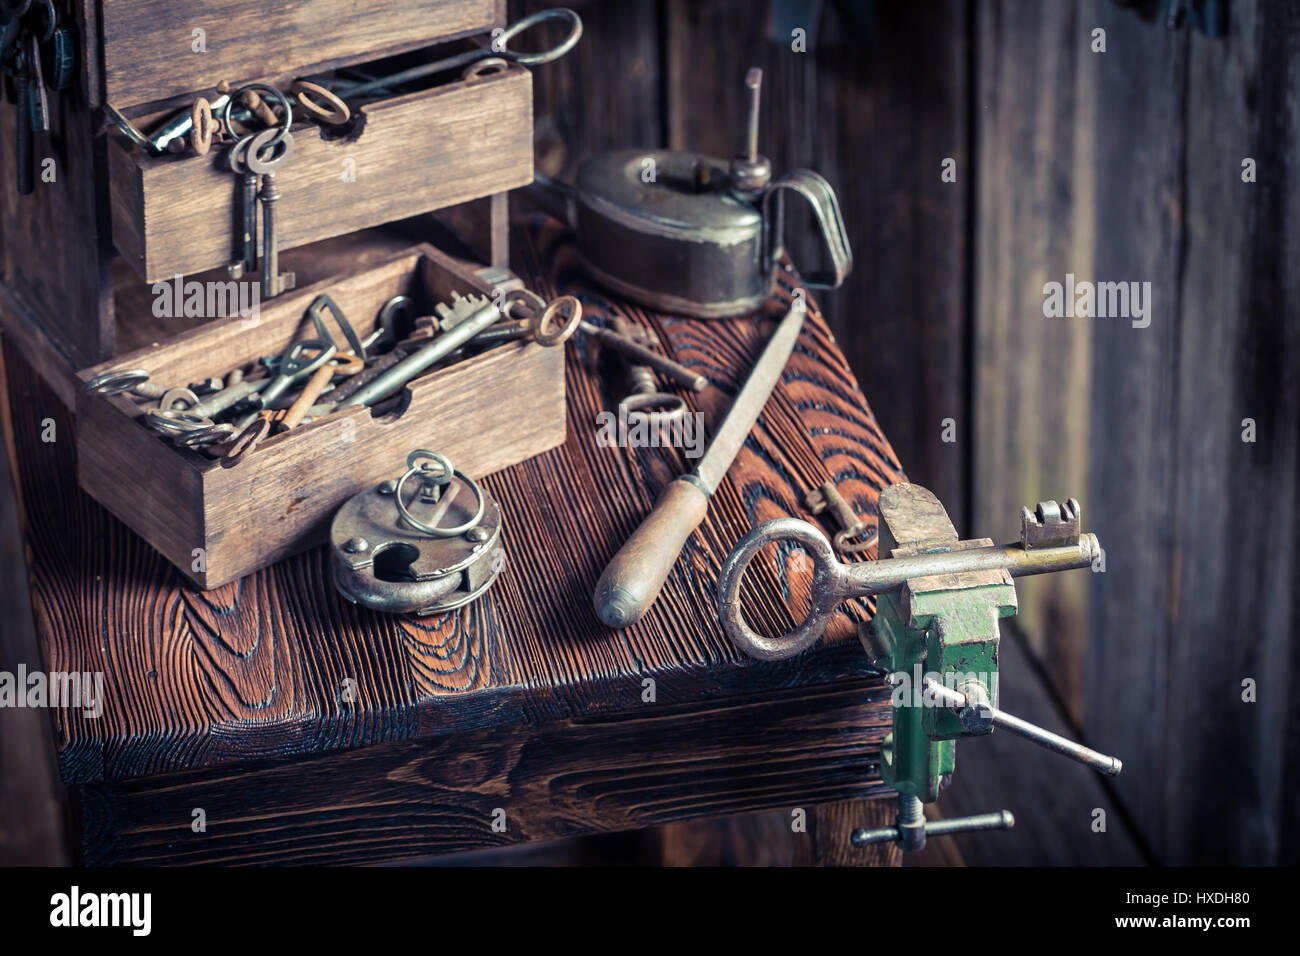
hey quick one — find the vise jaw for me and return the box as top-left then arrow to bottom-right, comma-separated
867,485 -> 1018,802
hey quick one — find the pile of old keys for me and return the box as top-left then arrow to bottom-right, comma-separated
330,450 -> 504,615
81,287 -> 585,460
717,483 -> 1123,853
1,0 -> 74,195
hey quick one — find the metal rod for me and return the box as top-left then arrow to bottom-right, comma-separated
845,537 -> 1101,598
581,321 -> 707,392
743,67 -> 762,162
923,679 -> 1123,776
340,301 -> 502,408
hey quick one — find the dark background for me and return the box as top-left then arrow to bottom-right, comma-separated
511,0 -> 1299,866
1,0 -> 1295,866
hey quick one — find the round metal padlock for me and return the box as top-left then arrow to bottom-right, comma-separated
329,450 -> 504,615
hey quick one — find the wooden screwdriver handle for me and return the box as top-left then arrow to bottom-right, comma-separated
593,477 -> 710,629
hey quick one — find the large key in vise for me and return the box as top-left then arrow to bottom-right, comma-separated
717,483 -> 1121,853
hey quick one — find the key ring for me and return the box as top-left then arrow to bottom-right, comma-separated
324,8 -> 583,101
84,368 -> 150,395
715,517 -> 851,662
535,295 -> 583,346
494,7 -> 584,66
219,82 -> 292,147
292,80 -> 351,127
394,451 -> 486,538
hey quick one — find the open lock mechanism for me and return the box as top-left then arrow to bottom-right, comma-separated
330,450 -> 504,615
526,67 -> 852,318
717,484 -> 1122,853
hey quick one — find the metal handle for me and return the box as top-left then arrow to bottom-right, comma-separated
923,679 -> 1123,776
762,169 -> 853,289
851,794 -> 1015,853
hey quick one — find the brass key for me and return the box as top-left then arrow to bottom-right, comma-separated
804,481 -> 877,555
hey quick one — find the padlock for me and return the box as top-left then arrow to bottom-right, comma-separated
329,450 -> 504,615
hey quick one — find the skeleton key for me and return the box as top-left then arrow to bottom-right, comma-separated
247,126 -> 296,298
803,481 -> 877,555
25,32 -> 47,132
10,46 -> 30,194
226,134 -> 259,278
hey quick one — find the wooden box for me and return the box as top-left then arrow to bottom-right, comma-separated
110,60 -> 533,282
98,0 -> 503,109
73,243 -> 566,589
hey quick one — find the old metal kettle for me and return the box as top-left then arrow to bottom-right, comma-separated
525,68 -> 852,318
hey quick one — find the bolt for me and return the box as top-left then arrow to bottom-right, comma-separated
344,537 -> 368,554
377,480 -> 396,495
465,525 -> 490,542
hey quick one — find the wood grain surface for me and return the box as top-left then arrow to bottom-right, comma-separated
74,680 -> 893,865
98,0 -> 503,110
5,215 -> 905,791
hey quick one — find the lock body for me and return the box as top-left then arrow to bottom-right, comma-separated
330,464 -> 504,616
572,149 -> 770,317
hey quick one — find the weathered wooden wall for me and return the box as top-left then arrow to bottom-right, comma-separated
517,0 -> 1298,866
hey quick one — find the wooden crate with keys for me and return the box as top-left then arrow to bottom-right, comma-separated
74,243 -> 568,589
0,0 -> 578,370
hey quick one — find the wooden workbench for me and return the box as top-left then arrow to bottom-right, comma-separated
0,217 -> 905,865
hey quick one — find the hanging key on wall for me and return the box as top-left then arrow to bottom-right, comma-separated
1,0 -> 76,196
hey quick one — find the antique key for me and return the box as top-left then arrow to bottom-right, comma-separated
717,483 -> 1121,853
226,134 -> 259,278
610,315 -> 688,427
248,126 -> 296,298
804,481 -> 877,555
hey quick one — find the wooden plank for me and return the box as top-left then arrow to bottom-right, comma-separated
110,68 -> 533,281
664,0 -> 967,532
973,0 -> 1102,719
74,680 -> 894,865
98,0 -> 503,109
0,340 -> 71,865
514,0 -> 661,184
1159,0 -> 1300,866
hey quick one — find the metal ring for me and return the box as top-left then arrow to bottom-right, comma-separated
716,517 -> 845,661
30,0 -> 55,43
226,132 -> 254,174
534,295 -> 583,346
245,126 -> 294,173
406,449 -> 454,486
146,408 -> 214,435
461,56 -> 510,83
620,391 -> 688,425
394,453 -> 486,538
292,80 -> 351,126
190,97 -> 216,155
84,368 -> 149,395
501,288 -> 546,321
496,7 -> 584,66
177,423 -> 235,449
158,386 -> 201,411
219,82 -> 292,147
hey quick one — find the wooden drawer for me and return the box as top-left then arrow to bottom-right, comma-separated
97,0 -> 504,109
108,62 -> 533,283
74,243 -> 566,589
